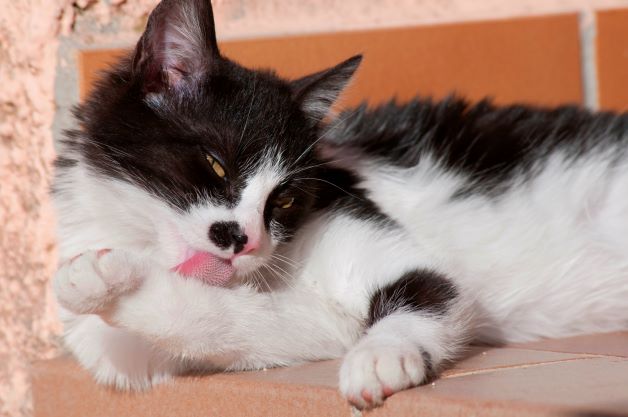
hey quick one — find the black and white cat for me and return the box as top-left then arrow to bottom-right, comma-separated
53,0 -> 628,409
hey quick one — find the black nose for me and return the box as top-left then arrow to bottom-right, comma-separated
209,221 -> 248,253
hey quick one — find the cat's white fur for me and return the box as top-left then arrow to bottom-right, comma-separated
354,149 -> 628,342
54,144 -> 628,407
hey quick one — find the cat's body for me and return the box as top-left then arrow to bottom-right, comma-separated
326,99 -> 628,344
53,0 -> 628,409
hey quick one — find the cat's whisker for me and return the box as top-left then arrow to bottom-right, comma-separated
293,177 -> 363,200
254,268 -> 272,293
269,256 -> 296,274
287,184 -> 318,199
286,157 -> 352,177
292,111 -> 355,167
263,262 -> 298,291
272,255 -> 299,268
245,267 -> 267,293
271,253 -> 301,269
261,263 -> 289,292
239,74 -> 257,144
269,263 -> 295,284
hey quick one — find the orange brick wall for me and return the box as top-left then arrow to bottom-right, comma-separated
78,9 -> 628,112
80,14 -> 583,108
597,9 -> 628,112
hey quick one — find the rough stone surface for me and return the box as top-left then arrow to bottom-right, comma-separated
1,3 -> 69,417
2,1 -> 628,417
0,3 -> 158,417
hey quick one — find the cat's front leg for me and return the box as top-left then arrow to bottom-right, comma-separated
339,269 -> 473,409
59,312 -> 182,390
56,248 -> 360,371
54,250 -> 182,390
54,249 -> 145,316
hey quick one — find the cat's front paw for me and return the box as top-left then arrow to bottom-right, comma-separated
339,340 -> 428,409
54,249 -> 145,315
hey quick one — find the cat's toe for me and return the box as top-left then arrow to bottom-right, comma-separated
96,249 -> 145,292
54,249 -> 143,315
55,251 -> 109,314
339,341 -> 427,409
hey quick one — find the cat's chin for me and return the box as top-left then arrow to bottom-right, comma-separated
232,253 -> 270,278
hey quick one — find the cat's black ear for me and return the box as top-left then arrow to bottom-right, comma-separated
132,0 -> 219,94
291,55 -> 362,122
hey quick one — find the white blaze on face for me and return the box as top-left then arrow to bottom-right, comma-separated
233,162 -> 286,252
172,157 -> 287,276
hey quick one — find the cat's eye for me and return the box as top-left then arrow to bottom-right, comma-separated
206,154 -> 226,179
276,197 -> 295,209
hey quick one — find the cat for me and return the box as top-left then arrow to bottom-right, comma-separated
52,0 -> 628,410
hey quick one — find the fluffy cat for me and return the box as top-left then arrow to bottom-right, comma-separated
53,0 -> 628,409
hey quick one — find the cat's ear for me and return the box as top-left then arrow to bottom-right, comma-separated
132,0 -> 220,94
291,55 -> 362,122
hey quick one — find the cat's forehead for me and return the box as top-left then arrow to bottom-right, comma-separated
208,66 -> 295,119
171,72 -> 315,169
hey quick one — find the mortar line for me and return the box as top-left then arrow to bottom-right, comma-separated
509,346 -> 628,359
580,10 -> 599,110
440,355 -> 606,379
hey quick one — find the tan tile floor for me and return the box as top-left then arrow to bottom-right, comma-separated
32,332 -> 628,417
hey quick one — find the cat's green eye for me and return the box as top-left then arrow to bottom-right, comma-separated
276,197 -> 294,209
206,154 -> 226,179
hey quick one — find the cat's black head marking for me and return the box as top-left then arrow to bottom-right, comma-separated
64,0 -> 362,233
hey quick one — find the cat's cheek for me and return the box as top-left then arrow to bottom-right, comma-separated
268,209 -> 307,243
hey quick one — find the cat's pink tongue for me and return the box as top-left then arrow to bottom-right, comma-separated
172,251 -> 235,286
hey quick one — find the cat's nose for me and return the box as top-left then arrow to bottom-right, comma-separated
208,221 -> 248,254
232,232 -> 248,245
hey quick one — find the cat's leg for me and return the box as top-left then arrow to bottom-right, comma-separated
54,249 -> 472,406
55,249 -> 362,373
339,269 -> 473,409
55,250 -> 183,389
59,311 -> 181,389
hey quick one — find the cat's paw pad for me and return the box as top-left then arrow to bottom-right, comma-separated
54,249 -> 144,315
339,341 -> 427,409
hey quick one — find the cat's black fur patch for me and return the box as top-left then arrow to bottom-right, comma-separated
331,194 -> 392,224
368,269 -> 458,326
57,0 -> 364,244
65,56 -> 321,211
326,97 -> 628,197
315,167 -> 391,224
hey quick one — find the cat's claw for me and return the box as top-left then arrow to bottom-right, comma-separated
339,340 -> 427,409
54,249 -> 144,315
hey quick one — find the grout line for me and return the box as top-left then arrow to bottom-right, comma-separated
509,346 -> 628,359
441,356 -> 602,379
579,10 -> 600,110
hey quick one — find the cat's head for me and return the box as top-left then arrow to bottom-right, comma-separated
58,0 -> 360,280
